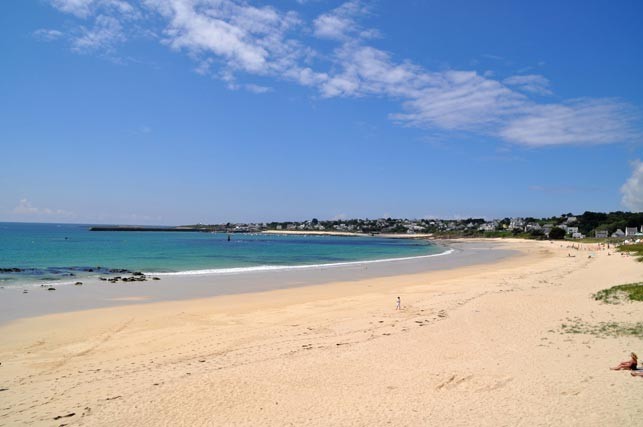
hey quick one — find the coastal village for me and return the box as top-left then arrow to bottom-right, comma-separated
190,211 -> 643,240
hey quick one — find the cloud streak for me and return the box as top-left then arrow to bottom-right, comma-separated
621,160 -> 643,211
43,0 -> 641,147
13,199 -> 75,218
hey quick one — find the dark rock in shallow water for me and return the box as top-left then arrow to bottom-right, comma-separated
152,277 -> 161,281
74,282 -> 83,286
0,268 -> 22,273
47,287 -> 56,291
133,272 -> 144,276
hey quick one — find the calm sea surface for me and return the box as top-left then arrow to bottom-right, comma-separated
0,222 -> 443,287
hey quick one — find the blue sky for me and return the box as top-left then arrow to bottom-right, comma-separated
1,0 -> 642,225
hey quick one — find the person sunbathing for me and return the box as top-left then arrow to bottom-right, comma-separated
611,352 -> 637,370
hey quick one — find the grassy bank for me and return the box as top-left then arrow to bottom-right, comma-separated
593,282 -> 643,304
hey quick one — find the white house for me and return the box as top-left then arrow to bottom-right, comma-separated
612,229 -> 625,237
566,226 -> 579,235
509,218 -> 525,230
572,232 -> 584,239
625,227 -> 638,236
595,230 -> 608,239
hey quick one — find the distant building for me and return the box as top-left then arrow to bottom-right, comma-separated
509,217 -> 525,230
478,221 -> 497,232
595,230 -> 608,239
566,226 -> 579,235
572,232 -> 584,239
612,229 -> 625,238
566,216 -> 578,224
625,227 -> 638,236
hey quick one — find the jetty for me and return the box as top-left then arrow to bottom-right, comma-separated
89,226 -> 206,232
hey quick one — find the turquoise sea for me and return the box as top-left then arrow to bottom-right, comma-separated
0,222 -> 444,287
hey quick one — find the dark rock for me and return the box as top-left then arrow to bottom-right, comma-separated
0,268 -> 22,273
74,282 -> 83,286
133,272 -> 144,276
152,277 -> 160,281
48,287 -> 56,291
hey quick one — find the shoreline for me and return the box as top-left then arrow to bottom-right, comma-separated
0,230 -> 438,290
0,239 -> 514,324
2,239 -> 642,425
261,229 -> 434,239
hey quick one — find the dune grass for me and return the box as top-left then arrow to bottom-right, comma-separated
561,319 -> 643,339
617,243 -> 643,262
593,282 -> 643,304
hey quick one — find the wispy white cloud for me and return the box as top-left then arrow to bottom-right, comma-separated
244,83 -> 272,93
33,28 -> 64,41
499,99 -> 639,146
51,0 -> 138,18
621,160 -> 643,211
42,0 -> 641,148
13,199 -> 75,218
147,0 -> 292,72
503,74 -> 551,95
71,14 -> 126,53
392,70 -> 525,131
313,0 -> 374,41
51,0 -> 96,18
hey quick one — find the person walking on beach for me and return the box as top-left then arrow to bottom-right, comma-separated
396,296 -> 401,310
611,352 -> 637,370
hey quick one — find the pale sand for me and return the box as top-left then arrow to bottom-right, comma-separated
1,239 -> 642,426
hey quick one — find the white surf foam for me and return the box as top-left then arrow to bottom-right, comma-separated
148,248 -> 455,277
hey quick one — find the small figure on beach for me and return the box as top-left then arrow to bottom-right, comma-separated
610,352 -> 637,370
395,296 -> 401,310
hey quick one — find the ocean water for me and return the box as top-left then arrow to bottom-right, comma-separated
0,222 -> 444,287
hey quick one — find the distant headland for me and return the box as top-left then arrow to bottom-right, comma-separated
89,211 -> 643,240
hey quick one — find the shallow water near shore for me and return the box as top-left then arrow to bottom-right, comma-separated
0,222 -> 440,287
0,240 -> 516,323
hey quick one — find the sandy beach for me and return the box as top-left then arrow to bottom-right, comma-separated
1,238 -> 642,426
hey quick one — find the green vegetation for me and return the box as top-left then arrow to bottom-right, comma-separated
184,210 -> 643,238
548,227 -> 566,240
593,282 -> 643,304
617,244 -> 643,262
574,211 -> 643,235
561,319 -> 643,339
